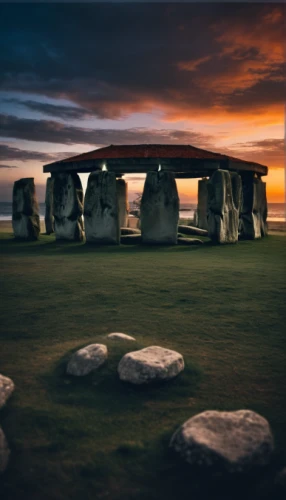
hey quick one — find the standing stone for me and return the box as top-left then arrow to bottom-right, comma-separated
45,176 -> 55,234
170,410 -> 274,474
207,169 -> 239,244
53,173 -> 84,241
141,171 -> 179,244
116,179 -> 129,228
12,178 -> 40,240
257,179 -> 268,237
240,175 -> 267,239
196,179 -> 208,230
84,171 -> 120,244
0,427 -> 10,474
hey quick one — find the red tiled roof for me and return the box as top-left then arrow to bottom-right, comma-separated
58,144 -> 266,168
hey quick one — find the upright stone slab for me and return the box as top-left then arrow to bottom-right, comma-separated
141,171 -> 179,244
12,178 -> 40,240
240,175 -> 267,239
53,173 -> 84,241
84,171 -> 120,244
196,179 -> 208,229
207,169 -> 239,244
45,176 -> 55,234
116,179 -> 129,228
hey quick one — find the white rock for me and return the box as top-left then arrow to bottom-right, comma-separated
118,346 -> 184,384
0,374 -> 15,409
67,344 -> 108,376
0,427 -> 10,474
170,410 -> 274,473
107,333 -> 136,341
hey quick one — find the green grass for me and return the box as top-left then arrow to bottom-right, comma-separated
0,231 -> 286,500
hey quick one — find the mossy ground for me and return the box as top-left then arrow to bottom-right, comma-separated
0,228 -> 285,499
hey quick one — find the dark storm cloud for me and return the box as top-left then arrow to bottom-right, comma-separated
0,3 -> 284,121
0,144 -> 80,163
0,164 -> 18,169
0,114 -> 215,147
4,99 -> 92,120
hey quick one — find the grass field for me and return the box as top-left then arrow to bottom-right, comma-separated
0,228 -> 286,500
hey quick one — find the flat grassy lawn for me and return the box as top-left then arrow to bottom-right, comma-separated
0,231 -> 286,499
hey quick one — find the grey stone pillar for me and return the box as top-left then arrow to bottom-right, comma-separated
84,171 -> 120,244
141,171 -> 179,244
12,178 -> 40,240
207,169 -> 240,244
116,179 -> 129,228
196,179 -> 208,229
240,175 -> 267,239
45,176 -> 54,234
53,173 -> 84,241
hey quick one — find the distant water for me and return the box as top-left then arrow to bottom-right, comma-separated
0,202 -> 285,222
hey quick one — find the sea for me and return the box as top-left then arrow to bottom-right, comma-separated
0,202 -> 285,222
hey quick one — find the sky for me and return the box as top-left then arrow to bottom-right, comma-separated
0,2 -> 285,203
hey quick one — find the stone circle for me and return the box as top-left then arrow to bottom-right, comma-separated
118,346 -> 184,385
0,374 -> 15,409
170,409 -> 274,474
67,344 -> 108,376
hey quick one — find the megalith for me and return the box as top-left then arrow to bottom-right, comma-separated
45,176 -> 55,234
84,171 -> 120,244
196,179 -> 208,229
141,171 -> 179,244
240,176 -> 267,239
12,178 -> 40,240
116,179 -> 129,228
53,173 -> 84,241
207,169 -> 240,244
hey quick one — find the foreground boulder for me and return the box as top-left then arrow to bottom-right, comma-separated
107,332 -> 136,341
67,344 -> 108,376
12,178 -> 40,240
118,346 -> 184,384
170,410 -> 274,474
0,374 -> 15,409
178,225 -> 208,237
53,172 -> 84,241
0,427 -> 10,474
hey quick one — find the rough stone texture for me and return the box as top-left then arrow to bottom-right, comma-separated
67,344 -> 108,376
240,176 -> 267,240
116,179 -> 129,228
178,225 -> 208,237
141,171 -> 179,244
107,332 -> 136,341
177,237 -> 203,245
118,346 -> 184,384
12,178 -> 40,240
196,179 -> 208,229
53,173 -> 84,241
0,427 -> 10,474
207,169 -> 239,244
45,176 -> 55,234
121,234 -> 142,244
170,410 -> 274,474
121,227 -> 141,235
0,374 -> 15,409
84,171 -> 120,244
128,216 -> 140,229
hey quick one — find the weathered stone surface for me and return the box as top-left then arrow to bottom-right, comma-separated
45,176 -> 55,234
177,237 -> 203,245
240,176 -> 267,239
121,234 -> 142,244
0,374 -> 15,409
170,410 -> 274,474
12,178 -> 40,240
118,346 -> 184,384
196,179 -> 208,230
107,332 -> 136,341
67,344 -> 108,376
84,171 -> 120,244
116,179 -> 129,228
53,173 -> 84,241
257,180 -> 268,236
0,427 -> 10,474
121,227 -> 141,235
207,170 -> 239,244
141,172 -> 179,244
178,225 -> 208,237
128,216 -> 140,229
